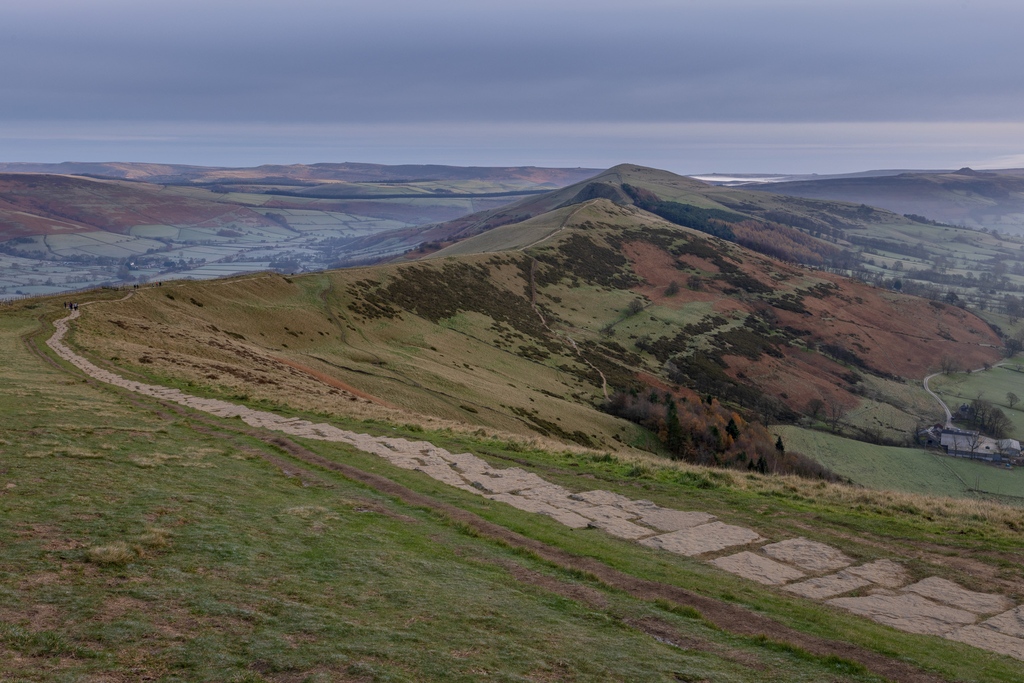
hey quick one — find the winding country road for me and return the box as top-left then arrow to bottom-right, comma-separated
923,362 -> 1009,429
923,372 -> 954,428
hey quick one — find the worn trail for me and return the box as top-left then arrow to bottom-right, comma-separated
44,305 -> 1024,669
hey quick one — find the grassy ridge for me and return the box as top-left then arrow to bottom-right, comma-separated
70,200 -> 1001,466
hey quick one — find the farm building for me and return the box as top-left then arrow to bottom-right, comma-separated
937,428 -> 1021,462
917,425 -> 1021,462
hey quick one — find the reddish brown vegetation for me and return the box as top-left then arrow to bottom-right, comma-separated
0,174 -> 276,239
622,239 -> 1002,416
605,389 -> 838,479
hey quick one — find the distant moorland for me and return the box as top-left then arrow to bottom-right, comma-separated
0,163 -> 600,298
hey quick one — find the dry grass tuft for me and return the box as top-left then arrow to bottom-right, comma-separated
137,527 -> 172,548
284,505 -> 341,520
129,453 -> 180,467
54,447 -> 103,459
87,541 -> 137,565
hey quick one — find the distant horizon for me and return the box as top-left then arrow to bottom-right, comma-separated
2,148 -> 1015,180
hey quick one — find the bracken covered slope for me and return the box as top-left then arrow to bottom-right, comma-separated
73,197 -> 1001,455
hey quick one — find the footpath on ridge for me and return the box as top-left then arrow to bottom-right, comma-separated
46,305 -> 1024,664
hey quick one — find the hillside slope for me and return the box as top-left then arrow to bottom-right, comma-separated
0,174 -> 278,241
9,290 -> 1024,679
418,164 -> 1024,335
72,197 -> 1000,459
752,168 -> 1024,233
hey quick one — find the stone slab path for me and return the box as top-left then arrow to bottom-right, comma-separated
47,308 -> 1024,662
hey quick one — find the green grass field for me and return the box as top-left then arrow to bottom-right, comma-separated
930,364 -> 1024,444
777,426 -> 1024,501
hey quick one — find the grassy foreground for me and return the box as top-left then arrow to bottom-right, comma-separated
0,299 -> 891,682
2,294 -> 1024,681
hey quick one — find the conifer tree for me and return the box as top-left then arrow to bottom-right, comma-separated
665,398 -> 684,455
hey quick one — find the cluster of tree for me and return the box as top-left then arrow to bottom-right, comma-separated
621,184 -> 740,240
728,219 -> 840,267
604,388 -> 840,480
761,210 -> 847,241
908,268 -> 1017,292
903,213 -> 950,227
849,236 -> 931,260
965,397 -> 1012,439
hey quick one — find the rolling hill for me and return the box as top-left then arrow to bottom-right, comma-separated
750,168 -> 1024,234
7,168 -> 1024,678
415,164 -> 1024,341
0,164 -> 599,297
0,174 -> 279,242
69,186 -> 1001,461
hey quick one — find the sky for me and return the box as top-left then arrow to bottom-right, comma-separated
2,0 -> 1023,174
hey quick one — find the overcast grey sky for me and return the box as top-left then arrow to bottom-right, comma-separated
2,0 -> 1022,173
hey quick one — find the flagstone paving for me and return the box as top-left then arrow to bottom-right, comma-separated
47,307 -> 1024,662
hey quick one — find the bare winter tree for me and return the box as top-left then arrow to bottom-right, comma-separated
806,398 -> 825,421
964,430 -> 982,457
940,356 -> 961,375
1008,392 -> 1020,410
971,396 -> 993,431
757,396 -> 780,427
826,399 -> 846,433
989,408 -> 1012,439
